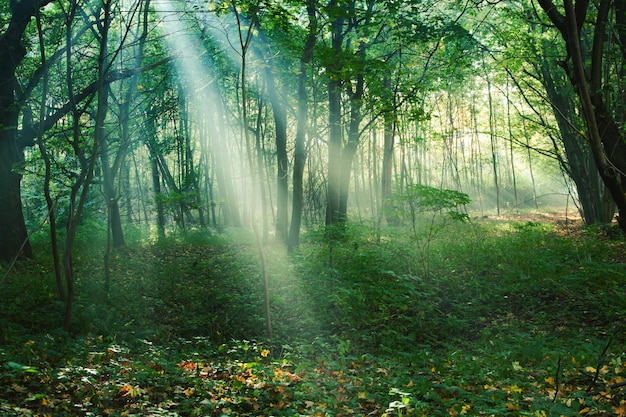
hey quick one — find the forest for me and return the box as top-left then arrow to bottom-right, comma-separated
1,0 -> 625,415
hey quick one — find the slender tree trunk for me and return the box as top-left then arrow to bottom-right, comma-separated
234,4 -> 272,338
254,94 -> 270,243
485,72 -> 500,216
259,54 -> 288,242
327,79 -> 342,225
63,0 -> 112,330
505,79 -> 519,211
144,113 -> 166,238
369,127 -> 378,220
381,77 -> 397,224
130,151 -> 149,224
35,10 -> 63,301
338,69 -> 364,220
152,155 -> 166,238
288,0 -> 316,250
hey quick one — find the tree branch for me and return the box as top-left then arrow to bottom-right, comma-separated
19,57 -> 171,148
536,0 -> 567,34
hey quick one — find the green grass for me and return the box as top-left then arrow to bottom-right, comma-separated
0,219 -> 625,416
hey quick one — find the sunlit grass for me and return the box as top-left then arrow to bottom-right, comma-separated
1,217 -> 624,415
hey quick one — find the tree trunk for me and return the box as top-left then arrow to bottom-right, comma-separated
485,72 -> 500,216
538,0 -> 626,231
0,141 -> 32,261
100,138 -> 126,247
259,54 -> 289,243
0,1 -> 52,260
144,113 -> 166,238
288,0 -> 316,251
381,77 -> 396,224
337,70 -> 365,220
539,52 -> 614,223
325,0 -> 344,226
62,0 -> 112,331
152,155 -> 166,238
35,10 -> 63,300
326,76 -> 343,225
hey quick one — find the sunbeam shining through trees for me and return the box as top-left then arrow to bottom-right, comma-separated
0,0 -> 625,415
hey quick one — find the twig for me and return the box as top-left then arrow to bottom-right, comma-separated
586,320 -> 625,392
552,355 -> 561,401
589,380 -> 626,396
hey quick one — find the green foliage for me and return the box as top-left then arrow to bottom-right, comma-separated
387,184 -> 470,274
1,219 -> 625,416
391,184 -> 470,222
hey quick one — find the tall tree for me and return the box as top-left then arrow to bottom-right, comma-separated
99,0 -> 151,248
251,22 -> 289,242
0,0 -> 54,261
288,0 -> 317,251
537,0 -> 626,231
324,0 -> 378,225
324,0 -> 345,225
538,50 -> 615,224
490,3 -> 616,224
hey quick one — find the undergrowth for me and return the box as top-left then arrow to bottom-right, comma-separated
0,219 -> 624,416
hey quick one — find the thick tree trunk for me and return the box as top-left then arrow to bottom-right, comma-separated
0,140 -> 32,260
325,0 -> 344,226
100,138 -> 126,248
540,56 -> 615,224
0,0 -> 52,260
338,139 -> 359,220
538,0 -> 626,231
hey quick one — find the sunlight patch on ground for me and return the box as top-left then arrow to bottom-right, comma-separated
153,3 -> 322,342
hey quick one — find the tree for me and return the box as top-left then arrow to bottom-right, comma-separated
288,0 -> 317,251
251,23 -> 289,243
537,49 -> 615,224
99,0 -> 152,248
538,0 -> 626,231
323,0 -> 379,225
489,2 -> 616,224
0,0 -> 54,261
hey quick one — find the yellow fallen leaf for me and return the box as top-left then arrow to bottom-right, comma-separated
506,402 -> 519,411
613,404 -> 626,417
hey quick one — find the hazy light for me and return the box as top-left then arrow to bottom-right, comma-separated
154,0 -> 253,221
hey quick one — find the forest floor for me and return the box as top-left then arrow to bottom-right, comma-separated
0,215 -> 625,416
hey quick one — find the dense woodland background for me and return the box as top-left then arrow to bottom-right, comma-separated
1,0 -> 625,416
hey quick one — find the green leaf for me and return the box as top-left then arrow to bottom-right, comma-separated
5,362 -> 38,374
